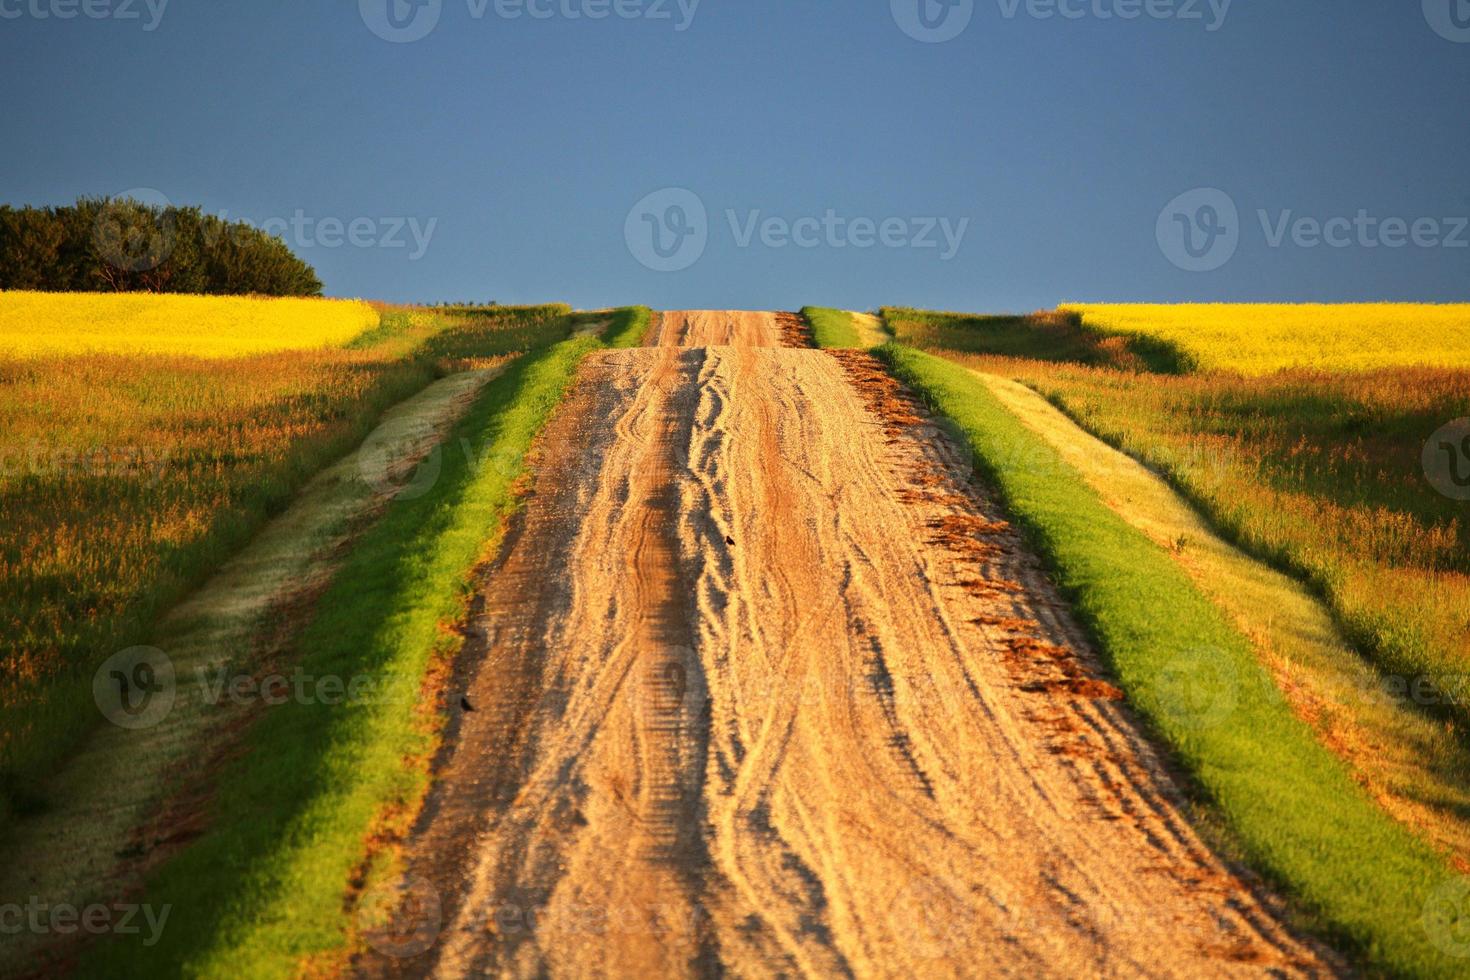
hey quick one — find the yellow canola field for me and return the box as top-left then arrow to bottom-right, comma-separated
1062,303 -> 1470,374
0,291 -> 379,359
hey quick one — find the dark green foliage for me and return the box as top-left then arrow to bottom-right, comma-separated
0,198 -> 322,297
881,307 -> 1195,373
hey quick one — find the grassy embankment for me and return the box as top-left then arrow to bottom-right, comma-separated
0,297 -> 573,827
875,339 -> 1460,977
801,306 -> 893,349
602,304 -> 654,348
801,306 -> 863,348
80,309 -> 652,977
883,308 -> 1470,737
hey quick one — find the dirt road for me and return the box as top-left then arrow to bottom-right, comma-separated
361,313 -> 1327,978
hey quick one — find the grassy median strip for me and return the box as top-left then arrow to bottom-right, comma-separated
602,304 -> 654,348
801,305 -> 863,348
83,332 -> 604,978
877,343 -> 1460,978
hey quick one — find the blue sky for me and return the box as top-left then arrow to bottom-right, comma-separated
3,1 -> 1468,310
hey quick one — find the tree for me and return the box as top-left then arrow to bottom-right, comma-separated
0,197 -> 323,297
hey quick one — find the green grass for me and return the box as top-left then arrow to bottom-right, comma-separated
801,306 -> 862,349
80,332 -> 602,977
877,342 -> 1460,978
602,304 -> 654,348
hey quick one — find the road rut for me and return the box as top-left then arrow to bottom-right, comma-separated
359,312 -> 1329,978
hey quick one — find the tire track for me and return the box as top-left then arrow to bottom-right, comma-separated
357,313 -> 1334,979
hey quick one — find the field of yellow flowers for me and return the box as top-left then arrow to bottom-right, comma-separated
0,291 -> 380,358
0,297 -> 574,821
1062,303 -> 1470,374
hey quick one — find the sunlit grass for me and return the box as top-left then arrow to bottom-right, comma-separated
84,331 -> 606,977
0,305 -> 574,824
801,306 -> 862,348
0,291 -> 380,358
